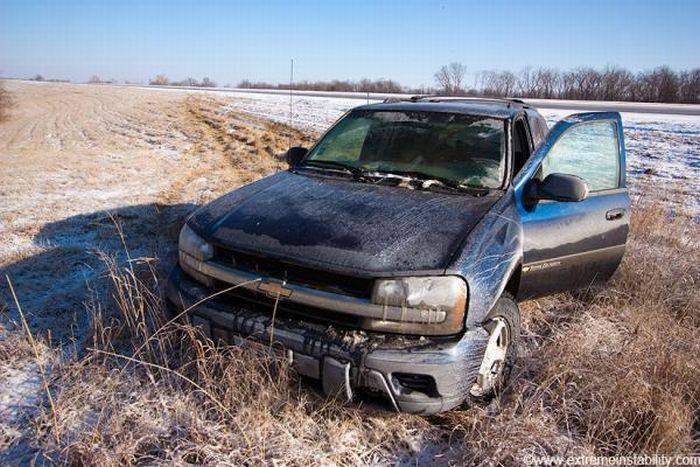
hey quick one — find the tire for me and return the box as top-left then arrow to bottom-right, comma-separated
464,292 -> 521,406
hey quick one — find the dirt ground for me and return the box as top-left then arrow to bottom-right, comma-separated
0,80 -> 312,341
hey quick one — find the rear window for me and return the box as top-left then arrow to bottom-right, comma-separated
306,110 -> 507,189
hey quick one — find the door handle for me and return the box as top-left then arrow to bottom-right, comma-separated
605,208 -> 625,221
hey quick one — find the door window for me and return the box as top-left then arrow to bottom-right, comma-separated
526,112 -> 548,148
540,121 -> 620,191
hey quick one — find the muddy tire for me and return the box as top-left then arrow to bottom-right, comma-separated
464,292 -> 521,406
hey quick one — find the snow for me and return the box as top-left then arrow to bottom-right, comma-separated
224,93 -> 364,133
0,362 -> 42,423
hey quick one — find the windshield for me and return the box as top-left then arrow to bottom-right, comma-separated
304,110 -> 506,189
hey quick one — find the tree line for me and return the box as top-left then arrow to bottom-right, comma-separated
24,65 -> 699,103
472,65 -> 699,103
148,75 -> 217,88
434,63 -> 700,103
238,78 -> 405,94
239,64 -> 700,104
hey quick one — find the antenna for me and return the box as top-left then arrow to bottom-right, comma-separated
288,58 -> 294,149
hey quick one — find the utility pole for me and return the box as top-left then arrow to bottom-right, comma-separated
289,58 -> 294,149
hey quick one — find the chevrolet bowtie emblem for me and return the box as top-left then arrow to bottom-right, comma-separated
257,280 -> 293,299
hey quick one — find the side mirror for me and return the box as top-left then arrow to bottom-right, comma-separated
525,173 -> 589,202
286,146 -> 308,168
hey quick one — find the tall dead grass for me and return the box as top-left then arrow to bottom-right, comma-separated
7,202 -> 700,465
24,244 -> 432,465
0,83 -> 12,122
531,206 -> 699,455
183,96 -> 315,186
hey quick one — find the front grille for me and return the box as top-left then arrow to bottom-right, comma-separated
215,280 -> 362,328
213,246 -> 374,298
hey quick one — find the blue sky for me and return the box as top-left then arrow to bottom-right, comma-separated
1,0 -> 698,87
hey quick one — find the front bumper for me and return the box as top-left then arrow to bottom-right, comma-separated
167,265 -> 488,415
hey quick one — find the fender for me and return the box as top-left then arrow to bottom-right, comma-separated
445,188 -> 524,329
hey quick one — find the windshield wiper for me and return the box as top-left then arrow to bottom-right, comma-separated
369,169 -> 490,195
297,160 -> 372,182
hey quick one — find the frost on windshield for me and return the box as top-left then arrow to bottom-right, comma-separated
305,110 -> 507,189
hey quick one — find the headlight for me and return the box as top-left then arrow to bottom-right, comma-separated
367,276 -> 467,335
179,224 -> 213,260
179,224 -> 214,286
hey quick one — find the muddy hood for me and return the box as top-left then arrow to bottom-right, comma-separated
189,172 -> 499,275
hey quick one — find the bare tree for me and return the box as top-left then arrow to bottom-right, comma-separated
201,77 -> 217,88
149,74 -> 170,86
678,69 -> 700,104
482,70 -> 517,97
502,71 -> 517,96
653,66 -> 679,103
516,67 -> 533,97
183,77 -> 200,86
434,62 -> 467,95
531,68 -> 561,98
600,67 -> 634,101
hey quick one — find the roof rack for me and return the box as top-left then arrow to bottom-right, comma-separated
382,95 -> 427,103
381,95 -> 529,108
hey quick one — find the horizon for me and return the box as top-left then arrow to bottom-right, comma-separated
1,0 -> 699,87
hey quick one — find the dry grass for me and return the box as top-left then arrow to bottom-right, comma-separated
2,201 -> 694,465
529,207 -> 699,455
182,95 -> 315,186
432,204 -> 700,465
20,248 -> 433,465
0,83 -> 11,122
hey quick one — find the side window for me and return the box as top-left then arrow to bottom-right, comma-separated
538,119 -> 550,140
527,114 -> 547,149
540,121 -> 620,192
512,118 -> 532,176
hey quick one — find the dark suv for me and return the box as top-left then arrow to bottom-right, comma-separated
167,97 -> 629,415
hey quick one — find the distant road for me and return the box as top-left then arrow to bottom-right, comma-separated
143,85 -> 700,116
522,98 -> 700,116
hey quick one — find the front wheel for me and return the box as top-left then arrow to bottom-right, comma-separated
466,293 -> 521,404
